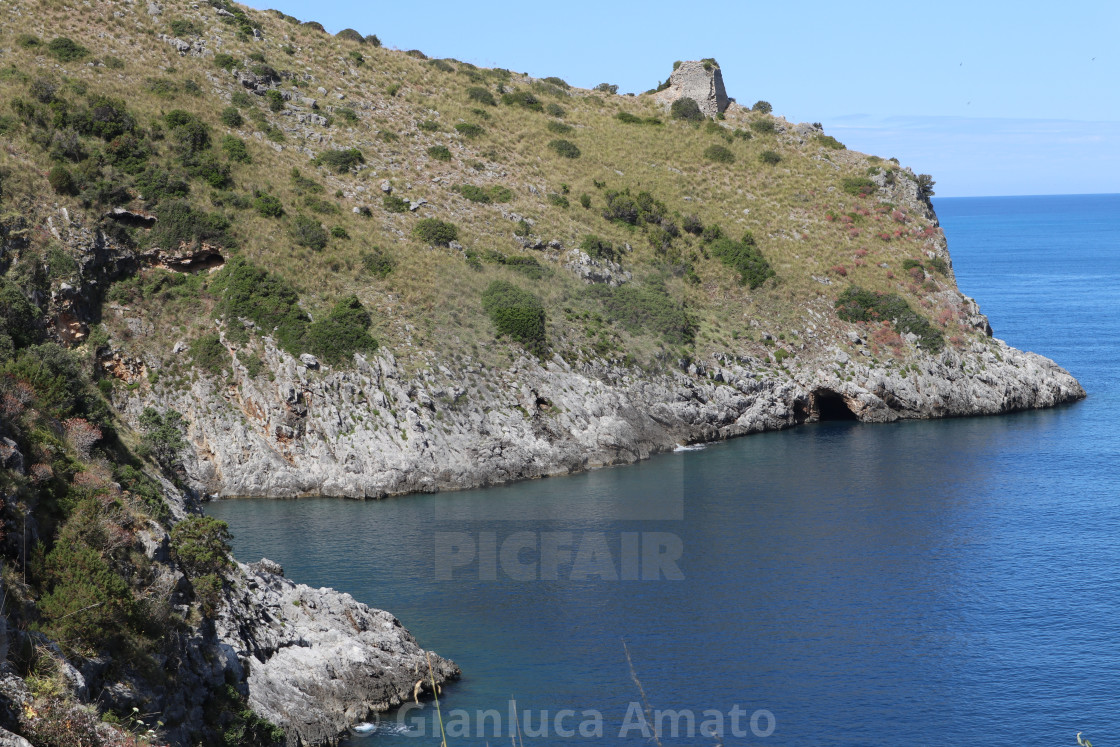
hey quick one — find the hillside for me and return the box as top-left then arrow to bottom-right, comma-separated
0,0 -> 1086,743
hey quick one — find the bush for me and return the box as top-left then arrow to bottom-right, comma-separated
545,102 -> 565,118
221,135 -> 251,163
547,120 -> 574,135
928,256 -> 948,275
190,333 -> 228,376
383,194 -> 410,213
670,97 -> 704,122
418,119 -> 440,132
413,218 -> 458,246
360,247 -> 395,278
682,214 -> 704,235
467,87 -> 496,106
917,173 -> 936,198
704,144 -> 735,164
588,281 -> 694,345
211,258 -> 309,354
759,150 -> 781,165
335,107 -> 360,124
709,232 -> 775,288
580,235 -> 616,262
15,34 -> 40,49
73,95 -> 136,141
405,49 -> 428,59
135,167 -> 190,203
752,100 -> 773,114
750,119 -> 776,134
427,145 -> 452,161
548,139 -> 580,159
501,90 -> 543,111
306,295 -> 378,364
595,83 -> 619,94
220,106 -> 244,127
164,109 -> 211,156
817,134 -> 845,150
315,147 -> 365,173
265,89 -> 284,112
835,286 -> 944,351
46,37 -> 89,62
214,52 -> 236,71
330,226 -> 349,239
602,189 -> 666,225
47,165 -> 76,195
548,193 -> 569,208
170,516 -> 232,578
36,541 -> 135,652
150,199 -> 230,249
291,214 -> 329,250
481,280 -> 546,355
252,191 -> 283,217
454,122 -> 483,138
335,28 -> 365,44
366,34 -> 382,47
458,184 -> 492,203
580,193 -> 591,209
169,18 -> 202,36
841,176 -> 877,196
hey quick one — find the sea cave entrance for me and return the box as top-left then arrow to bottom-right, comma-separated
812,389 -> 858,421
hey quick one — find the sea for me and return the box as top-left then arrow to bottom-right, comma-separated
208,193 -> 1120,746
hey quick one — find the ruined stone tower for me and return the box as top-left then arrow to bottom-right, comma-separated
654,60 -> 730,117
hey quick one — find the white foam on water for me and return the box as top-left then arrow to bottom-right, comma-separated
673,443 -> 707,452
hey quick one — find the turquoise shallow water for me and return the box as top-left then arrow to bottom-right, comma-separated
209,194 -> 1120,745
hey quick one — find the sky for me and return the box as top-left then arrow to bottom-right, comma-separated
247,0 -> 1119,197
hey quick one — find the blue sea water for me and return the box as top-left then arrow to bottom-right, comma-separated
209,194 -> 1120,746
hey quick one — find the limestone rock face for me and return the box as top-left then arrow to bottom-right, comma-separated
216,561 -> 460,746
655,60 -> 730,116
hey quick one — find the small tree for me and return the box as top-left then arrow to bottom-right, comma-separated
170,516 -> 232,577
917,173 -> 936,199
670,97 -> 704,122
752,100 -> 773,114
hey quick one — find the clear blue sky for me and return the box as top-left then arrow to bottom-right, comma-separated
249,0 -> 1119,197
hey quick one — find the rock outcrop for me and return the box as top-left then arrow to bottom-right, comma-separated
655,60 -> 730,117
217,560 -> 460,746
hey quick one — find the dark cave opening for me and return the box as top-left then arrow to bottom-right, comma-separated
813,389 -> 858,421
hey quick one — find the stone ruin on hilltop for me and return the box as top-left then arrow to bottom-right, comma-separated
654,60 -> 730,117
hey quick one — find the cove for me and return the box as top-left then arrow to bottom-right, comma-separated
209,194 -> 1120,745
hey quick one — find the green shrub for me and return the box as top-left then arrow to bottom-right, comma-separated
481,280 -> 546,355
73,95 -> 136,141
214,52 -> 236,71
336,28 -> 365,44
330,226 -> 349,239
265,89 -> 284,112
841,176 -> 877,196
386,83 -> 401,97
138,407 -> 188,473
315,147 -> 365,173
454,121 -> 483,138
917,173 -> 936,198
545,102 -> 565,118
588,281 -> 694,344
752,100 -> 773,114
580,235 -> 616,262
291,214 -> 329,250
250,63 -> 280,81
252,191 -> 284,217
750,119 -> 776,134
816,134 -> 845,150
413,218 -> 458,246
220,106 -> 244,127
579,193 -> 591,209
428,58 -> 454,73
46,37 -> 89,62
36,541 -> 134,653
383,194 -> 410,213
547,120 -> 574,135
542,76 -> 569,89
405,49 -> 428,59
501,90 -> 543,111
704,144 -> 735,164
170,516 -> 232,578
548,139 -> 580,159
190,333 -> 228,376
366,34 -> 381,47
467,86 -> 496,106
169,18 -> 202,36
47,165 -> 76,195
418,119 -> 440,132
835,286 -> 944,351
360,247 -> 395,278
548,193 -> 569,208
928,256 -> 949,275
670,97 -> 704,121
335,107 -> 360,124
458,184 -> 492,203
759,150 -> 781,165
709,232 -> 775,288
231,91 -> 254,108
15,34 -> 41,49
427,145 -> 452,161
487,185 -> 514,202
595,83 -> 619,94
164,109 -> 211,156
602,188 -> 666,225
901,258 -> 923,272
221,135 -> 251,163
135,167 -> 190,203
210,258 -> 309,354
682,214 -> 704,235
150,199 -> 230,249
306,295 -> 378,364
